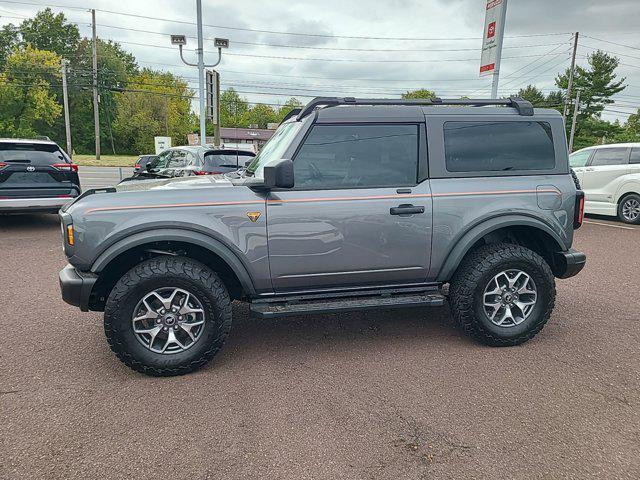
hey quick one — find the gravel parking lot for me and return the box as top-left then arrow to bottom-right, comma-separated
0,214 -> 638,479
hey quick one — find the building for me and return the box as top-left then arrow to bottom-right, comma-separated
188,126 -> 276,151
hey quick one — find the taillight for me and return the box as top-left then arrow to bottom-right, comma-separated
52,163 -> 79,172
0,162 -> 7,170
574,191 -> 585,229
134,163 -> 140,169
194,171 -> 222,175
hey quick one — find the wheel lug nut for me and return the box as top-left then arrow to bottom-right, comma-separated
156,319 -> 162,324
163,326 -> 168,331
174,325 -> 179,330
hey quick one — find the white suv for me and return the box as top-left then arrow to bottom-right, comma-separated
570,143 -> 640,224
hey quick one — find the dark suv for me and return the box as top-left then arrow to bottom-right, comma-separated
136,146 -> 255,178
0,139 -> 80,213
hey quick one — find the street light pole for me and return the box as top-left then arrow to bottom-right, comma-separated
195,0 -> 206,146
172,2 -> 228,146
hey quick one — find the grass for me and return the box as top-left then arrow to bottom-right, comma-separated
72,154 -> 138,167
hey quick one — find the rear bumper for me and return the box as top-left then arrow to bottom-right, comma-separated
553,249 -> 587,279
59,264 -> 98,312
0,196 -> 75,213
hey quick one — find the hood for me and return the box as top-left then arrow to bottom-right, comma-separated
115,175 -> 233,192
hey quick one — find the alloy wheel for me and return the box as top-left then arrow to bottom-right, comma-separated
482,269 -> 538,327
131,287 -> 206,354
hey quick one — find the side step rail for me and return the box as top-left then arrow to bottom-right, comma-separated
250,289 -> 445,319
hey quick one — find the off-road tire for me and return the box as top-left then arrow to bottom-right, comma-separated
449,243 -> 556,347
104,256 -> 232,376
617,193 -> 640,224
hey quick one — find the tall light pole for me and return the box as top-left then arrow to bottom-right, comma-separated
91,9 -> 100,159
172,0 -> 228,146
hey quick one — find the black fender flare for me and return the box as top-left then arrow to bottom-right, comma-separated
435,215 -> 567,282
90,228 -> 257,295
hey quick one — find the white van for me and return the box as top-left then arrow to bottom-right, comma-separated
570,143 -> 640,224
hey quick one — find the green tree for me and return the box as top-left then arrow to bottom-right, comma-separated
245,103 -> 277,128
401,89 -> 437,100
275,97 -> 302,123
19,8 -> 80,58
516,85 -> 546,106
556,50 -> 626,119
112,69 -> 195,154
0,24 -> 19,67
0,46 -> 62,138
220,88 -> 249,127
67,38 -> 138,154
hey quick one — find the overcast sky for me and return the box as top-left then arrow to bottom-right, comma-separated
2,0 -> 639,121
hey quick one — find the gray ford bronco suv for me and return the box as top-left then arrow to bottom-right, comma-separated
59,97 -> 586,376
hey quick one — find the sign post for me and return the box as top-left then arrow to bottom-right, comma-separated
480,0 -> 508,98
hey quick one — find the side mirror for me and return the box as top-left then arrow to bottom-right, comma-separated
244,159 -> 253,167
263,159 -> 294,189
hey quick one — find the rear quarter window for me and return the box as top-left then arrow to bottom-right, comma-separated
444,121 -> 555,173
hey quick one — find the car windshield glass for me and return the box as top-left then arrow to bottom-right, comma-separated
0,143 -> 67,165
245,122 -> 302,178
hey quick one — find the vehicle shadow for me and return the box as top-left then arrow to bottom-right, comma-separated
0,213 -> 60,231
210,301 -> 469,369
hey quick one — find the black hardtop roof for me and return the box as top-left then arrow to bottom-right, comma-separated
298,96 -> 554,124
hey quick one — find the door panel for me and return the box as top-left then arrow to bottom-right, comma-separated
265,122 -> 431,292
582,147 -> 630,204
266,186 -> 432,291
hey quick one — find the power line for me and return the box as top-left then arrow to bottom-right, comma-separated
582,35 -> 640,52
0,0 -> 572,42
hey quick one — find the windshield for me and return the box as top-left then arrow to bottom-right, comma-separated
246,121 -> 302,178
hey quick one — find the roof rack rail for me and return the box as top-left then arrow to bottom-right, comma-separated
280,107 -> 302,124
296,96 -> 534,120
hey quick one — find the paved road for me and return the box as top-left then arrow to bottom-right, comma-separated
78,166 -> 135,189
0,215 -> 638,479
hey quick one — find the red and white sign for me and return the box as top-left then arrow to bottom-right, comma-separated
480,0 -> 505,76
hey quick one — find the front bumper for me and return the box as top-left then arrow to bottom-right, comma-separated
0,196 -> 75,213
59,264 -> 98,312
553,249 -> 586,279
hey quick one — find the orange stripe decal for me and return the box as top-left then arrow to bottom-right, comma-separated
84,188 -> 561,214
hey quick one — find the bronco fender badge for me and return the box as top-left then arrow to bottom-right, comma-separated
246,211 -> 261,222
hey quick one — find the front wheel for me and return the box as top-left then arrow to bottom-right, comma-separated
449,243 -> 556,347
104,256 -> 232,376
618,194 -> 640,224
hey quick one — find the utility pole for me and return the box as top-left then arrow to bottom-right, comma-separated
563,32 -> 579,121
91,9 -> 100,159
60,58 -> 72,159
569,89 -> 581,153
490,0 -> 508,98
172,1 -> 228,146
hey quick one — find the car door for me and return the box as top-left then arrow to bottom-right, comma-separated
266,123 -> 432,292
582,147 -> 630,203
629,147 -> 640,174
569,148 -> 593,184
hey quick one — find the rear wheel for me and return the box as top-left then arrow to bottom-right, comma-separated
449,243 -> 556,347
618,194 -> 640,224
104,256 -> 232,376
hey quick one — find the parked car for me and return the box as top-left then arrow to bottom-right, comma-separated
133,154 -> 157,174
0,138 -> 80,213
134,146 -> 255,179
59,96 -> 585,376
570,143 -> 640,224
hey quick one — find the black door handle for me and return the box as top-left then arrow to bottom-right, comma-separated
390,204 -> 425,215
